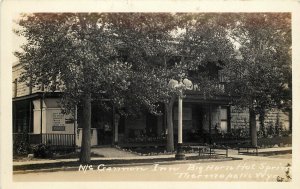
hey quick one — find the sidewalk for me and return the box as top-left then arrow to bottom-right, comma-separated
228,146 -> 292,160
13,146 -> 292,173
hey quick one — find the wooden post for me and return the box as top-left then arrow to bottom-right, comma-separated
209,104 -> 212,144
74,105 -> 77,148
227,106 -> 231,132
40,97 -> 43,143
112,106 -> 119,145
28,101 -> 32,133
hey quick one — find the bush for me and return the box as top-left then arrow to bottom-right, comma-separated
31,144 -> 53,158
15,141 -> 31,155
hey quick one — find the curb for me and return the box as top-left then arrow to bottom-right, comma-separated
13,157 -> 240,174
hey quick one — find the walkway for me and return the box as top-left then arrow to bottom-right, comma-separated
13,146 -> 292,166
91,147 -> 137,158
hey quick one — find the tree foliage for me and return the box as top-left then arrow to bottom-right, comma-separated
223,13 -> 292,143
14,12 -> 292,157
224,13 -> 291,111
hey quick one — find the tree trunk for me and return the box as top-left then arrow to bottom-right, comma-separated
80,92 -> 92,163
113,112 -> 120,145
166,96 -> 176,152
259,109 -> 265,137
249,107 -> 257,147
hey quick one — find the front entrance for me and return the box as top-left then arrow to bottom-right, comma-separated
91,104 -> 113,145
96,124 -> 112,145
146,113 -> 158,137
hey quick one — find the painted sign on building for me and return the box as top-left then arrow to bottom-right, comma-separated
52,112 -> 65,131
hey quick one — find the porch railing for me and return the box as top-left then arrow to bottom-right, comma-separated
13,133 -> 75,147
42,134 -> 75,146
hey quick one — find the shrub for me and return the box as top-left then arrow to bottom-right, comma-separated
15,141 -> 31,155
31,144 -> 53,158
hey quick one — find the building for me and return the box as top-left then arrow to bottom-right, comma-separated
12,61 -> 291,150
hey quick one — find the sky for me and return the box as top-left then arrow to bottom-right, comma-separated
12,15 -> 26,64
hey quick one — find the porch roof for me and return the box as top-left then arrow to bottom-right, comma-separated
12,92 -> 62,102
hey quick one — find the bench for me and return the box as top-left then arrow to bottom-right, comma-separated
189,145 -> 228,158
238,146 -> 258,156
210,146 -> 229,157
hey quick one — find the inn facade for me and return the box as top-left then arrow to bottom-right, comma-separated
12,62 -> 291,149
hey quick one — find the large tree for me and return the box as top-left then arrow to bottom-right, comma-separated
224,13 -> 292,146
15,13 -> 179,162
159,13 -> 238,151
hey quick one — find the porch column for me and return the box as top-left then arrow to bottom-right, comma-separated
74,105 -> 77,147
40,97 -> 43,143
227,106 -> 231,132
209,104 -> 212,144
113,107 -> 120,145
28,100 -> 32,133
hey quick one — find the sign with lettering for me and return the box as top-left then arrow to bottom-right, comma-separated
65,118 -> 74,124
52,126 -> 66,131
52,112 -> 65,131
53,112 -> 64,126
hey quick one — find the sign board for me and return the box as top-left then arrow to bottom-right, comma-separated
52,126 -> 66,131
52,112 -> 65,131
53,112 -> 64,126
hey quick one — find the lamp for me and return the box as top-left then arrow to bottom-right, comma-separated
168,78 -> 192,160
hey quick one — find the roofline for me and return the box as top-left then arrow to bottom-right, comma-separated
12,92 -> 62,102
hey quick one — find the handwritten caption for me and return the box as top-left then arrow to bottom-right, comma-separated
78,162 -> 290,181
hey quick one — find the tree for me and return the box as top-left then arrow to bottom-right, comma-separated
224,13 -> 292,146
15,13 -> 178,162
106,13 -> 237,152
160,13 -> 238,150
16,13 -> 280,158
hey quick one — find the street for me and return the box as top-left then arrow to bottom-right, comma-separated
14,154 -> 292,182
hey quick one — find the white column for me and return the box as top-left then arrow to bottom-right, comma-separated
114,113 -> 120,144
178,92 -> 183,144
114,121 -> 118,143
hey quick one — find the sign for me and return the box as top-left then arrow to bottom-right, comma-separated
52,126 -> 66,131
53,112 -> 64,126
65,118 -> 74,124
52,112 -> 65,131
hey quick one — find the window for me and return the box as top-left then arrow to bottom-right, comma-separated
220,107 -> 228,133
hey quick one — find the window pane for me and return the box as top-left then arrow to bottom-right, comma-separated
220,121 -> 227,133
220,108 -> 227,120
